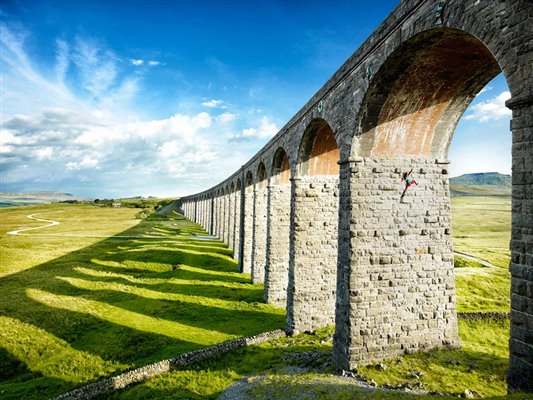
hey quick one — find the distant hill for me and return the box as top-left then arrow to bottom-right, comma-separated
450,172 -> 511,197
0,191 -> 89,207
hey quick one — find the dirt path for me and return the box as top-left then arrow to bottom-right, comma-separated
453,251 -> 498,268
7,211 -> 63,235
6,211 -> 180,240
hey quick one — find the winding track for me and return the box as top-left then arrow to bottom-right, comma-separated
6,211 -> 207,240
453,251 -> 499,269
7,211 -> 63,236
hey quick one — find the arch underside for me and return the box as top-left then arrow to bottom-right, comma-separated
299,119 -> 340,176
354,29 -> 500,159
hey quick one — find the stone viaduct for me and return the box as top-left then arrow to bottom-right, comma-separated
179,0 -> 532,392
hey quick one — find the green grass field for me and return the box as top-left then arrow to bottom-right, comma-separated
106,319 -> 514,400
0,204 -> 284,399
451,197 -> 511,312
0,196 -> 516,399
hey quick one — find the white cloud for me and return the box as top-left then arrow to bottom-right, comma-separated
0,20 -> 279,197
217,112 -> 237,124
35,147 -> 54,159
476,86 -> 492,96
72,36 -> 118,98
227,116 -> 278,141
66,156 -> 100,170
202,99 -> 224,108
464,91 -> 511,122
148,60 -> 160,66
131,59 -> 144,66
55,39 -> 70,84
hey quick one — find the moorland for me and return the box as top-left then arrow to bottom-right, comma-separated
0,193 -> 521,399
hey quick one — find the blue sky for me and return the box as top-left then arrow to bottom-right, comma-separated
1,0 -> 511,198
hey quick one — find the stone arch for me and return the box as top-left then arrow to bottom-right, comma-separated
271,147 -> 291,185
336,27 -> 513,371
256,162 -> 267,187
352,28 -> 501,159
251,161 -> 268,284
288,118 -> 340,334
298,118 -> 340,176
265,147 -> 292,307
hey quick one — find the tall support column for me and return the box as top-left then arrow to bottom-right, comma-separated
333,158 -> 354,369
251,182 -> 268,284
242,181 -> 254,275
265,183 -> 291,307
215,194 -> 222,239
212,196 -> 217,236
227,190 -> 235,254
209,196 -> 215,236
506,96 -> 533,392
233,187 -> 241,263
334,157 -> 460,369
226,192 -> 232,247
287,175 -> 339,334
200,198 -> 205,229
204,198 -> 208,231
221,193 -> 227,242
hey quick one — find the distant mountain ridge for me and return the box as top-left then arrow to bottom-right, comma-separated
0,191 -> 88,207
450,172 -> 511,197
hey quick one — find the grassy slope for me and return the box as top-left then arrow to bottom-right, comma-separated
108,320 -> 513,399
0,196 -> 516,399
0,204 -> 284,400
108,196 -> 516,399
451,197 -> 511,312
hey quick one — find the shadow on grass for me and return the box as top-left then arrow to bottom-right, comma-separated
0,213 -> 285,400
106,330 -> 513,400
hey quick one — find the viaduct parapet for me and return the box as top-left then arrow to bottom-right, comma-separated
180,0 -> 533,391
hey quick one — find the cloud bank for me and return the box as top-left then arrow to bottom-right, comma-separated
465,91 -> 511,122
0,22 -> 278,197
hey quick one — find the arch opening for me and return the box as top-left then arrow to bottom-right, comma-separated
271,148 -> 291,185
298,118 -> 340,176
353,28 -> 501,159
257,162 -> 267,188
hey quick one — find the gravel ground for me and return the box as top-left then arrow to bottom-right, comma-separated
218,368 -> 380,400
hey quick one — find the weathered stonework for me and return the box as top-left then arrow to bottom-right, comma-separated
251,183 -> 268,284
179,0 -> 532,392
287,175 -> 339,334
241,179 -> 254,275
265,183 -> 291,307
507,100 -> 533,392
232,187 -> 241,261
335,158 -> 460,367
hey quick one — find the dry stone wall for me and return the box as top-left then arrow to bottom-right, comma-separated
53,330 -> 285,400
